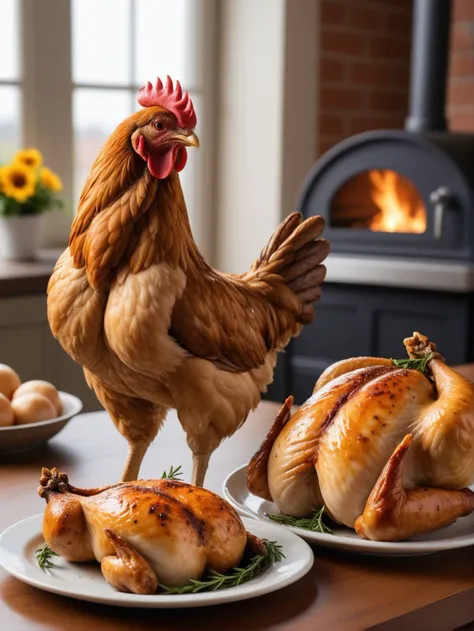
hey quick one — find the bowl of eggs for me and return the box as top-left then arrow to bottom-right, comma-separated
0,364 -> 83,454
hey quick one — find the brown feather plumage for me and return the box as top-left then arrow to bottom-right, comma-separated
48,103 -> 329,486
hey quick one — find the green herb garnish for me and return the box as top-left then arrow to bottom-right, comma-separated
35,543 -> 58,571
266,506 -> 333,534
160,465 -> 183,480
392,352 -> 434,374
159,539 -> 284,594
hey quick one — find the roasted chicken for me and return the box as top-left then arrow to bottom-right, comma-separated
38,467 -> 267,594
47,76 -> 329,487
248,332 -> 474,541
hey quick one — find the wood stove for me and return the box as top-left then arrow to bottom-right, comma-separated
266,0 -> 474,405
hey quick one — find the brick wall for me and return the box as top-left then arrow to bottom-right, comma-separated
448,0 -> 474,131
318,0 -> 413,156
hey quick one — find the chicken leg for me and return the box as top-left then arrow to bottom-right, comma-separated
102,529 -> 158,594
86,375 -> 167,482
355,434 -> 474,541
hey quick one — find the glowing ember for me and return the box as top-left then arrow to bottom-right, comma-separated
368,170 -> 426,234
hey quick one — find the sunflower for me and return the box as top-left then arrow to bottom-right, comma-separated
0,163 -> 37,202
14,148 -> 43,169
40,167 -> 63,192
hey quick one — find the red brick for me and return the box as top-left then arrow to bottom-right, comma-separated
351,62 -> 389,86
320,57 -> 346,82
448,108 -> 474,131
449,53 -> 474,78
390,65 -> 411,87
318,137 -> 343,156
369,35 -> 409,60
453,0 -> 474,22
320,87 -> 363,110
321,30 -> 367,56
321,0 -> 346,25
368,90 -> 408,112
448,81 -> 474,106
319,113 -> 346,135
387,10 -> 413,34
452,23 -> 474,52
347,5 -> 385,31
348,115 -> 404,135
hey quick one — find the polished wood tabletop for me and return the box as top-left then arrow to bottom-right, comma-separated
1,401 -> 474,631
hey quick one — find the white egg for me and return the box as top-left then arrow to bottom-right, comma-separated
0,364 -> 21,400
0,393 -> 14,427
12,393 -> 57,425
13,380 -> 62,416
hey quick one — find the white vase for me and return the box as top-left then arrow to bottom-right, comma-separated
0,215 -> 44,262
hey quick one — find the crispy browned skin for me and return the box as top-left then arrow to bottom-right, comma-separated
355,435 -> 474,541
248,396 -> 293,501
38,467 -> 248,593
47,104 -> 329,487
249,332 -> 474,540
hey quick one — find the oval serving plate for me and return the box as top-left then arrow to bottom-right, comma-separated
0,513 -> 313,608
0,392 -> 83,455
223,464 -> 474,557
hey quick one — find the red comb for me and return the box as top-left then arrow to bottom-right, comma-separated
137,76 -> 196,129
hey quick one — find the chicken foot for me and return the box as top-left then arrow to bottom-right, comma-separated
355,434 -> 474,541
101,529 -> 158,595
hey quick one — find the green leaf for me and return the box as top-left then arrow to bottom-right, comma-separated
160,465 -> 183,480
266,506 -> 333,534
392,353 -> 434,374
35,543 -> 58,571
159,539 -> 285,594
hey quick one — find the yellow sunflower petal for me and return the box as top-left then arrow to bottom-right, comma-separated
14,148 -> 43,170
1,163 -> 37,202
40,167 -> 62,192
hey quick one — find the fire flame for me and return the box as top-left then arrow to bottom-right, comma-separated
368,170 -> 426,233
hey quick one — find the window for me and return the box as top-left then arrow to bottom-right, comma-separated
0,0 -> 21,160
71,0 -> 201,219
15,0 -> 215,249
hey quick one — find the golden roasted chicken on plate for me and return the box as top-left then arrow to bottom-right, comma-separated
248,332 -> 474,541
38,467 -> 266,594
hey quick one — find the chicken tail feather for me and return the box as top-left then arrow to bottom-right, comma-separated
245,212 -> 329,325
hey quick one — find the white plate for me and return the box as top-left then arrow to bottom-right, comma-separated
0,392 -> 83,454
0,513 -> 313,608
223,464 -> 474,557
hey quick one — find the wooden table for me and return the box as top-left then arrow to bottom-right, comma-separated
1,402 -> 474,631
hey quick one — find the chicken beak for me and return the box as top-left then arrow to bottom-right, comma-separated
171,130 -> 200,148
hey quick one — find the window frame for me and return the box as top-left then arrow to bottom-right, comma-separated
19,0 -> 216,256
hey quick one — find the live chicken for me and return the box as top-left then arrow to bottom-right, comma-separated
38,467 -> 266,594
47,76 -> 329,487
248,332 -> 474,541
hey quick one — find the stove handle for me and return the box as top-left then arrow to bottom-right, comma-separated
429,186 -> 454,240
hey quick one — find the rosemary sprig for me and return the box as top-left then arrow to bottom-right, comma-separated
392,353 -> 434,374
35,543 -> 58,571
266,506 -> 333,534
159,539 -> 284,594
160,465 -> 183,480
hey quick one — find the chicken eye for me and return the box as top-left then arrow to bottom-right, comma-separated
154,121 -> 165,131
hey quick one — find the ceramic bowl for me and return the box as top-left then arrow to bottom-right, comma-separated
0,392 -> 83,455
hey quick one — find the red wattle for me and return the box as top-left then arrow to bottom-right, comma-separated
174,148 -> 188,172
146,146 -> 188,179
